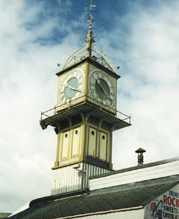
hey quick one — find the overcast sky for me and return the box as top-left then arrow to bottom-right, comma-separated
0,0 -> 179,212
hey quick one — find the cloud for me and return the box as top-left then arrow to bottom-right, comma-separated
0,0 -> 81,212
108,1 -> 179,168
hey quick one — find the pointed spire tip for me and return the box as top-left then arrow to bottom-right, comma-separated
85,0 -> 96,56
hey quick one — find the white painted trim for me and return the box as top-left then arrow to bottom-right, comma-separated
90,160 -> 179,190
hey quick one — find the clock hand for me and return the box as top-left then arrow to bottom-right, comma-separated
68,85 -> 81,92
97,80 -> 111,100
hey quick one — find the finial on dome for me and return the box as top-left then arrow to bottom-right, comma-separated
85,0 -> 96,57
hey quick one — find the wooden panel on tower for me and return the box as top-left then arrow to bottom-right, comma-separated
61,131 -> 70,160
99,131 -> 108,161
56,125 -> 85,168
72,127 -> 81,158
88,127 -> 97,157
86,123 -> 112,168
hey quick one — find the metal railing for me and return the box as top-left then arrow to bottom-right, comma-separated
63,46 -> 115,72
40,95 -> 87,120
116,110 -> 131,124
40,96 -> 131,124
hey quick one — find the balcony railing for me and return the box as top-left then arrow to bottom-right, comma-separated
116,110 -> 131,124
40,96 -> 131,125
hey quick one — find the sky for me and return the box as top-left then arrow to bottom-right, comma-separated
0,0 -> 179,212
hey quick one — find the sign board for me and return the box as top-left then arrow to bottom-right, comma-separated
145,184 -> 179,219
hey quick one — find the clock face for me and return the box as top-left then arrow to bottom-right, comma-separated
95,78 -> 110,101
61,69 -> 83,103
90,71 -> 114,106
64,77 -> 80,99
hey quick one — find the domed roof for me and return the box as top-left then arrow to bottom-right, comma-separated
63,46 -> 115,72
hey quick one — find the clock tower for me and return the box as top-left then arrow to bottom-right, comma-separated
40,4 -> 131,195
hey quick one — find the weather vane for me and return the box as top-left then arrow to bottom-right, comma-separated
86,0 -> 96,56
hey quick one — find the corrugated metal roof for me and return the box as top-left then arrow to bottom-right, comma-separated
9,175 -> 179,219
